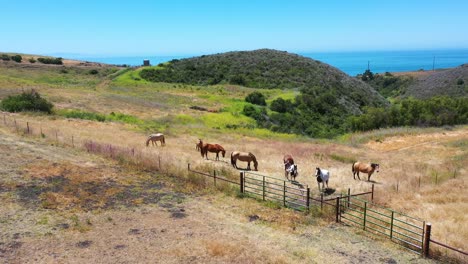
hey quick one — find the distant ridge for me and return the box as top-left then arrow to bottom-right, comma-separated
140,49 -> 388,114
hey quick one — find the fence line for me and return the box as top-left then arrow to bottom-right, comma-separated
0,113 -> 465,262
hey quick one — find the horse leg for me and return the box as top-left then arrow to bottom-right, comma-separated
247,161 -> 251,170
356,171 -> 361,180
368,172 -> 373,181
216,152 -> 219,161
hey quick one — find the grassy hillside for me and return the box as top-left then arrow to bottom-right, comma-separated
403,64 -> 468,99
139,49 -> 388,115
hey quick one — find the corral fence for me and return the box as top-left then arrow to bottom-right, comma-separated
335,196 -> 467,261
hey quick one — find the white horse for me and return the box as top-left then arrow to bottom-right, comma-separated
315,167 -> 329,192
146,133 -> 165,147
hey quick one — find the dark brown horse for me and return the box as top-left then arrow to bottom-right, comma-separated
231,151 -> 258,171
199,139 -> 226,160
352,162 -> 380,181
283,154 -> 298,181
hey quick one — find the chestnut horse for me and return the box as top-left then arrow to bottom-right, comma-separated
231,151 -> 258,171
283,154 -> 298,181
198,139 -> 226,160
146,133 -> 165,147
352,162 -> 379,181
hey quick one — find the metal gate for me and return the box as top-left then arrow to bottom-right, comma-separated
339,196 -> 425,254
243,171 -> 310,211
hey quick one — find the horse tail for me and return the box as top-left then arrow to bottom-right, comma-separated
162,135 -> 165,144
352,162 -> 356,173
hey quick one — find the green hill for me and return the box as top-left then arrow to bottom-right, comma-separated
140,49 -> 388,115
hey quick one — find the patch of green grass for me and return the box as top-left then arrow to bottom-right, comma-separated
329,154 -> 355,164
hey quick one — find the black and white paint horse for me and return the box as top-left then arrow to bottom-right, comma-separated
315,167 -> 329,192
283,154 -> 298,181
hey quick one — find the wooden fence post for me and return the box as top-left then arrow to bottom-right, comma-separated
3,113 -> 5,125
14,119 -> 17,133
27,122 -> 30,134
239,172 -> 244,193
188,163 -> 190,171
371,184 -> 375,201
335,197 -> 340,223
158,156 -> 161,170
347,188 -> 351,208
40,126 -> 43,137
390,211 -> 394,239
423,223 -> 432,258
306,187 -> 310,210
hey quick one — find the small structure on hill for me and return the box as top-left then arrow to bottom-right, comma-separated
143,59 -> 150,66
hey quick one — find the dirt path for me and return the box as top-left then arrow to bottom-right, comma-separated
0,129 -> 439,263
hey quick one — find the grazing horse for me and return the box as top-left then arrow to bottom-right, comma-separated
315,167 -> 329,192
352,162 -> 380,181
231,151 -> 258,171
146,133 -> 165,147
283,154 -> 298,181
198,139 -> 226,161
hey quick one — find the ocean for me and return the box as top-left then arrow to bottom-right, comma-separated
69,49 -> 468,76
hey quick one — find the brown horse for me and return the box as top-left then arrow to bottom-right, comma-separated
198,139 -> 226,160
231,151 -> 258,171
352,162 -> 380,181
146,133 -> 165,147
283,154 -> 298,181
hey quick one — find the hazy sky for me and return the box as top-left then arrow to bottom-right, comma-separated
1,0 -> 468,55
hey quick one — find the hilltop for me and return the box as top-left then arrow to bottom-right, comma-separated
140,49 -> 388,114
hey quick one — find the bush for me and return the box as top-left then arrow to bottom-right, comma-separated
89,69 -> 99,75
0,90 -> 53,114
457,79 -> 464,85
1,54 -> 10,61
245,91 -> 266,106
29,58 -> 36,63
11,55 -> 22,63
270,97 -> 293,113
37,57 -> 63,65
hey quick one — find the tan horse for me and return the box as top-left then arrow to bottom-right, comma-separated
352,162 -> 379,181
231,151 -> 258,171
198,139 -> 226,161
283,154 -> 298,181
146,133 -> 165,147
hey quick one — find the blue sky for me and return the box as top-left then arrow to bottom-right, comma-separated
1,0 -> 468,56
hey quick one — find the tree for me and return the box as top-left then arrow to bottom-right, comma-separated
245,91 -> 266,106
361,69 -> 374,81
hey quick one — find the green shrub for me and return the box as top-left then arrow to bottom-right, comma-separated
245,91 -> 266,106
89,69 -> 99,75
1,54 -> 10,61
29,58 -> 36,63
0,91 -> 53,114
457,79 -> 464,85
11,55 -> 22,63
37,57 -> 63,65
